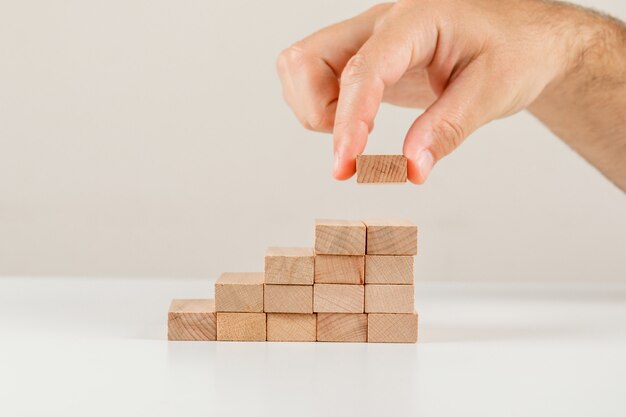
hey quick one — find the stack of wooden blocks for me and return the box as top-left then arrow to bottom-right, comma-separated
168,219 -> 418,343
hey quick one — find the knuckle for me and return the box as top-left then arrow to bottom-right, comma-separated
341,54 -> 371,86
276,43 -> 307,74
431,117 -> 465,158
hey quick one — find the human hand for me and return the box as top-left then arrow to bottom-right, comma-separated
276,0 -> 584,183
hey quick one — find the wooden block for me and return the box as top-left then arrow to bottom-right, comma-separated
315,219 -> 366,255
215,272 -> 264,312
267,313 -> 317,342
356,154 -> 407,183
314,255 -> 364,284
216,312 -> 266,341
365,255 -> 414,284
365,284 -> 414,313
368,312 -> 418,343
314,284 -> 364,313
168,299 -> 217,341
265,247 -> 314,285
364,219 -> 417,255
317,313 -> 367,342
264,284 -> 313,313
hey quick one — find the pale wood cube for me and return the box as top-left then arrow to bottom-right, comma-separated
265,247 -> 314,285
364,219 -> 417,255
215,272 -> 264,312
264,284 -> 313,313
314,284 -> 364,313
365,255 -> 414,284
314,255 -> 364,284
365,284 -> 414,313
168,299 -> 217,341
315,219 -> 366,255
266,313 -> 317,342
216,312 -> 266,341
368,313 -> 418,343
356,154 -> 407,183
317,313 -> 367,342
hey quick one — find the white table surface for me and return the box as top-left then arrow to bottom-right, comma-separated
1,277 -> 625,417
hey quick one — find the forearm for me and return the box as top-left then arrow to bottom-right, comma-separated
529,4 -> 626,191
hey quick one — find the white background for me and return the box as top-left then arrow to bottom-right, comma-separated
1,0 -> 625,280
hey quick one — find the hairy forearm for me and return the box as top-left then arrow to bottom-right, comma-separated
529,4 -> 626,191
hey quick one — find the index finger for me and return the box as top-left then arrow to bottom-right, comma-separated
332,10 -> 435,180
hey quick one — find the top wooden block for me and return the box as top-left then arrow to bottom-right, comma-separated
364,219 -> 418,255
215,272 -> 264,312
315,219 -> 366,255
265,247 -> 314,285
356,154 -> 407,183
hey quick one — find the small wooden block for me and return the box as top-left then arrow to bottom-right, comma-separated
215,272 -> 264,312
168,299 -> 217,341
216,312 -> 266,341
314,255 -> 364,284
317,313 -> 367,342
264,284 -> 313,313
364,219 -> 418,255
314,284 -> 364,313
315,219 -> 366,255
266,313 -> 317,342
265,247 -> 314,285
368,312 -> 418,343
365,284 -> 415,313
365,255 -> 414,284
356,154 -> 407,183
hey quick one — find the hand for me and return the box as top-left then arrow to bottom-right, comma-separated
276,0 -> 583,183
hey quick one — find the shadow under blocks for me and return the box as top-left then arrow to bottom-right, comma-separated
167,219 -> 418,343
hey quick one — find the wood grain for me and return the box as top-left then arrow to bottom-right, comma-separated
356,154 -> 407,183
365,255 -> 414,284
168,299 -> 217,341
315,219 -> 366,255
266,313 -> 317,342
365,284 -> 414,313
314,284 -> 364,313
314,255 -> 364,284
368,312 -> 418,343
317,313 -> 367,342
215,272 -> 264,312
265,247 -> 314,285
364,219 -> 418,255
264,284 -> 313,313
216,312 -> 266,341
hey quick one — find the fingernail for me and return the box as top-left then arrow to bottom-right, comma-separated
333,151 -> 341,175
417,150 -> 434,182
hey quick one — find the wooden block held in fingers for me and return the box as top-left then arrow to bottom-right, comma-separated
215,272 -> 264,312
315,255 -> 364,284
365,284 -> 414,313
365,255 -> 414,284
356,154 -> 407,183
267,313 -> 317,342
314,284 -> 364,313
368,313 -> 418,343
168,299 -> 217,341
315,219 -> 366,255
317,313 -> 367,342
217,312 -> 266,341
264,284 -> 313,313
364,219 -> 418,255
265,247 -> 314,285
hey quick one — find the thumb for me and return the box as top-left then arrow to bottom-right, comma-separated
403,62 -> 501,184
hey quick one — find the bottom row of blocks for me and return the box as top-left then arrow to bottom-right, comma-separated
168,299 -> 418,343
